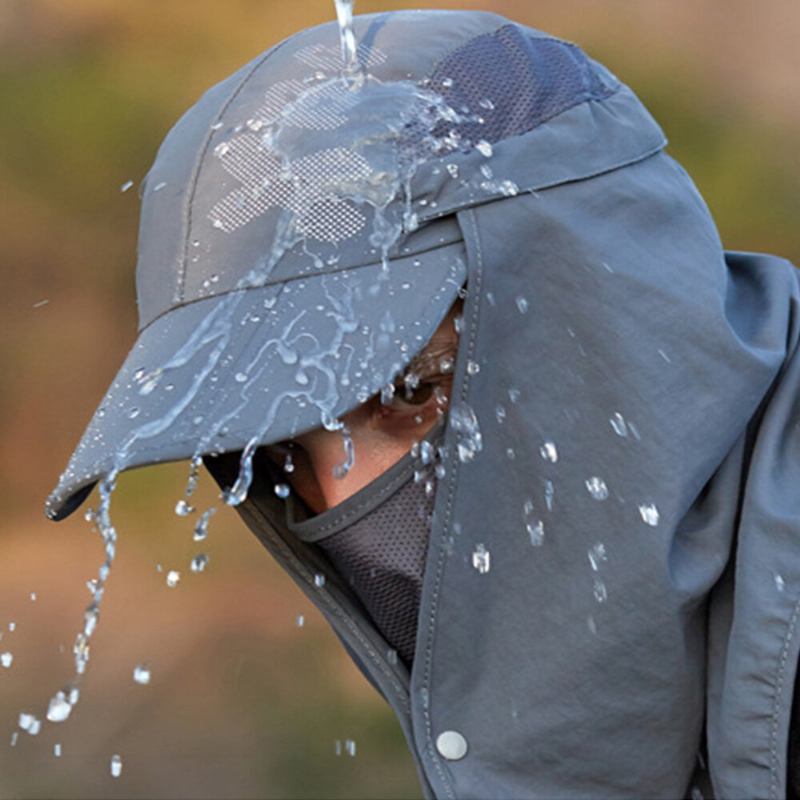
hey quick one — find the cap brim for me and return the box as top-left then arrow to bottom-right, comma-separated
46,242 -> 466,520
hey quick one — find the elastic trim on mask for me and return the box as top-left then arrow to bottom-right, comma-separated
287,418 -> 445,541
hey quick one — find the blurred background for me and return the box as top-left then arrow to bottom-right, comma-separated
0,1 -> 798,797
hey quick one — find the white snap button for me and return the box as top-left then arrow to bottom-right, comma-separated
436,730 -> 468,760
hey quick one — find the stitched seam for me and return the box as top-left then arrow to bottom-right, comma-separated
769,593 -> 800,798
241,493 -> 411,712
420,207 -> 483,799
425,24 -> 619,140
144,233 -> 462,334
176,36 -> 295,304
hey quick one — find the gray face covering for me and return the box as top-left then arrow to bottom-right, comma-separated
285,423 -> 444,669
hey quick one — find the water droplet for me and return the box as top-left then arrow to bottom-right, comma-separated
192,508 -> 216,542
386,648 -> 398,665
18,712 -> 41,736
466,360 -> 480,375
498,180 -> 519,196
495,404 -> 506,424
588,543 -> 607,571
190,554 -> 209,573
450,402 -> 482,463
46,690 -> 73,722
775,574 -> 786,592
544,480 -> 554,511
526,519 -> 544,547
476,140 -> 493,157
506,447 -> 516,460
515,296 -> 529,314
120,180 -> 134,193
314,572 -> 326,588
295,614 -> 305,627
1,652 -> 12,668
30,592 -> 37,602
471,543 -> 491,574
638,503 -> 660,526
479,98 -> 495,110
585,476 -> 609,500
593,579 -> 608,603
214,142 -> 230,158
274,483 -> 291,499
54,743 -> 62,758
446,163 -> 459,179
174,499 -> 194,517
345,739 -> 357,757
234,372 -> 247,383
166,570 -> 181,588
133,664 -> 151,685
539,441 -> 558,463
508,388 -> 521,404
609,412 -> 628,437
587,615 -> 598,635
110,754 -> 123,778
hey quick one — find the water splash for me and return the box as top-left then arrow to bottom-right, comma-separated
45,8 -> 502,739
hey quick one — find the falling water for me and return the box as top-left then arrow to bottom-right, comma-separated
37,469 -> 120,730
334,0 -> 360,78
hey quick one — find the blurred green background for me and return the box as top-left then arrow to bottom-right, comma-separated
0,1 -> 798,798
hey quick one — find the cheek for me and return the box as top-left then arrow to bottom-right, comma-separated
317,430 -> 410,508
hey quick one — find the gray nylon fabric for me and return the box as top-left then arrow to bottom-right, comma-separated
46,9 -> 800,799
285,421 -> 444,668
288,448 -> 435,669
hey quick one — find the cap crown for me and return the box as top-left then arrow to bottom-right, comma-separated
134,11 -> 625,331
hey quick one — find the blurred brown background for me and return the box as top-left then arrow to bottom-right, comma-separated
1,1 -> 798,798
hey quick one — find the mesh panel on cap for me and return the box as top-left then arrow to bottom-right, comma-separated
313,476 -> 434,667
429,24 -> 615,145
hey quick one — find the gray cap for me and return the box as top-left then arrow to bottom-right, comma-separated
46,9 -> 658,520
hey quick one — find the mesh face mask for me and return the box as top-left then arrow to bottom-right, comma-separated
285,422 -> 444,668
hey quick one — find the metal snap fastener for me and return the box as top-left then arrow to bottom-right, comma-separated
436,730 -> 468,760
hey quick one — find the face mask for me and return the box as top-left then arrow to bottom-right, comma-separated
285,423 -> 444,668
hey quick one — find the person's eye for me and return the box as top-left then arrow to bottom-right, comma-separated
395,381 -> 435,407
383,379 -> 435,410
